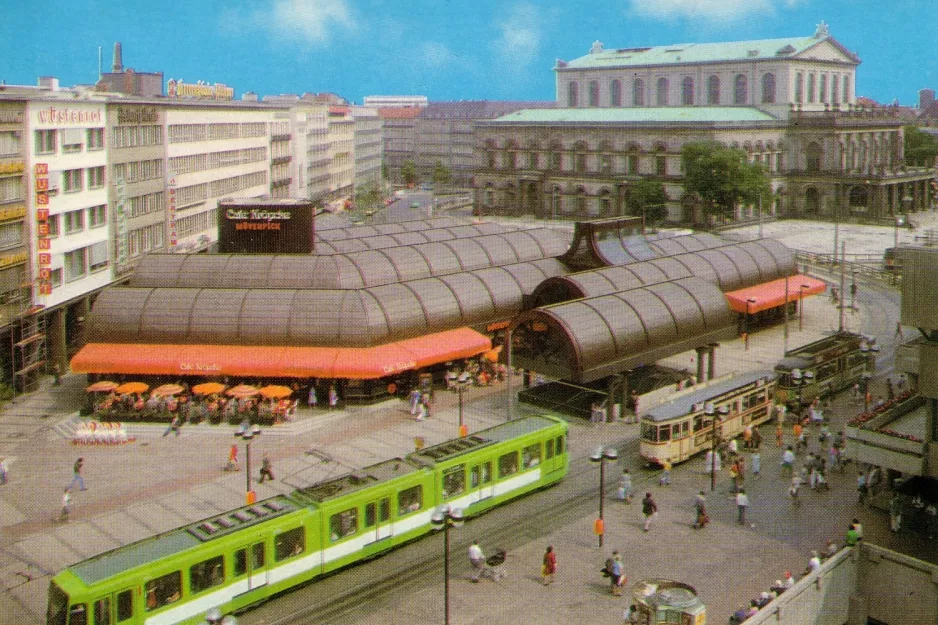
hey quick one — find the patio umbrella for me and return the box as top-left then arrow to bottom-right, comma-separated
227,384 -> 260,399
86,380 -> 119,392
151,383 -> 185,397
259,385 -> 293,399
192,382 -> 226,396
115,382 -> 149,395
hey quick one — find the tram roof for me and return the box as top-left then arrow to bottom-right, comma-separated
294,458 -> 421,503
643,370 -> 777,422
410,415 -> 563,464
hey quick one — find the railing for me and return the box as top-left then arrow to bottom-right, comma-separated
793,249 -> 894,284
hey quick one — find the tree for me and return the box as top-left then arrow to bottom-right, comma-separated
354,181 -> 380,212
904,125 -> 938,167
401,160 -> 418,186
432,160 -> 452,188
626,179 -> 669,225
681,141 -> 771,223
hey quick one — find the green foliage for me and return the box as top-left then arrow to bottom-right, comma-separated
681,141 -> 771,221
0,383 -> 13,402
401,160 -> 418,185
354,181 -> 381,212
904,125 -> 938,167
432,161 -> 451,187
626,179 -> 669,224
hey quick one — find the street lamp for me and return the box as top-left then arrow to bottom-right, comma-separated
234,424 -> 261,505
790,368 -> 803,414
706,403 -> 719,492
745,297 -> 757,351
850,270 -> 858,311
202,608 -> 238,625
799,284 -> 810,331
430,506 -> 464,625
589,446 -> 618,547
894,216 -> 904,250
457,377 -> 469,437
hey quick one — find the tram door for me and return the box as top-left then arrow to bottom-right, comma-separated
364,497 -> 392,544
245,542 -> 267,591
470,460 -> 495,503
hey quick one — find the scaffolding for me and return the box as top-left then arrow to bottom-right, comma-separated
12,307 -> 46,395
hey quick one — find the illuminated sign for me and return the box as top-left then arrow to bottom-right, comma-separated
0,205 -> 26,222
115,177 -> 128,266
166,79 -> 234,101
34,106 -> 103,127
117,106 -> 160,125
218,200 -> 314,254
167,172 -> 177,247
0,110 -> 24,124
0,251 -> 27,268
34,163 -> 52,295
0,162 -> 25,175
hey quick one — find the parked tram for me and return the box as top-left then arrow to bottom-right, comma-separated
47,415 -> 569,625
640,370 -> 776,466
774,331 -> 875,409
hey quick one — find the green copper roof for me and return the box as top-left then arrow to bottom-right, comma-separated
485,107 -> 778,125
559,34 -> 858,70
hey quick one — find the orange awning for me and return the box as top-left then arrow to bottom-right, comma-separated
70,328 -> 492,380
725,274 -> 828,314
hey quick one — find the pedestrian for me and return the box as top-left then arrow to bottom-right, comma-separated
163,414 -> 181,437
845,523 -> 860,547
736,489 -> 750,525
851,518 -> 864,541
409,387 -> 421,415
468,540 -> 488,583
541,545 -> 557,585
642,492 -> 657,531
895,321 -> 904,340
751,427 -> 762,449
752,451 -> 761,478
659,459 -> 672,486
852,382 -> 861,403
227,444 -> 240,472
0,456 -> 7,485
776,423 -> 784,447
856,471 -> 868,505
781,446 -> 795,474
605,551 -> 625,595
617,468 -> 633,504
68,457 -> 86,491
693,491 -> 709,529
259,453 -> 275,483
328,385 -> 339,409
60,488 -> 72,522
52,362 -> 61,386
307,384 -> 318,409
624,603 -> 640,624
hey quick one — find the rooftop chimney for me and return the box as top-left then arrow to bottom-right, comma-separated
112,42 -> 123,73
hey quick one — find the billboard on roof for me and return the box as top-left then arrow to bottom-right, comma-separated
218,199 -> 315,254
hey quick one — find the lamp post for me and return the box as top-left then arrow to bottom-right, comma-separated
894,216 -> 903,250
799,284 -> 809,331
234,424 -> 261,505
506,325 -> 514,422
589,446 -> 618,547
202,608 -> 237,625
706,403 -> 718,492
457,378 -> 469,437
790,368 -> 803,415
850,270 -> 858,311
745,298 -> 757,351
430,506 -> 464,625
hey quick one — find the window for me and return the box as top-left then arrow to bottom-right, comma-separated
633,79 -> 645,106
657,78 -> 669,106
47,214 -> 59,237
87,128 -> 104,150
527,151 -> 537,169
50,267 -> 63,288
656,154 -> 667,176
88,204 -> 106,228
234,549 -> 247,577
330,508 -> 358,541
682,77 -> 694,105
0,177 -> 23,204
707,75 -> 720,104
443,465 -> 466,499
144,571 -> 182,611
89,241 -> 108,272
795,73 -> 804,104
63,169 -> 83,193
87,166 -> 105,189
275,526 -> 305,560
68,604 -> 87,625
831,76 -> 839,104
365,498 -> 391,526
807,73 -> 816,103
64,248 -> 87,282
819,74 -> 828,103
545,438 -> 555,459
190,555 -> 225,594
498,451 -> 519,478
64,210 -> 84,234
567,81 -> 579,107
734,74 -> 748,104
94,598 -> 111,625
522,443 -> 541,468
61,128 -> 83,153
236,543 -> 266,574
761,73 -> 776,104
0,130 -> 20,156
600,154 -> 612,173
35,129 -> 56,154
610,79 -> 622,106
116,590 -> 133,621
550,150 -> 562,170
588,81 -> 599,107
0,222 -> 23,251
575,152 -> 587,173
627,154 -> 639,174
842,76 -> 850,103
398,484 -> 422,515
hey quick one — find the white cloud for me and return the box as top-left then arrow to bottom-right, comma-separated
228,0 -> 355,44
420,41 -> 457,69
493,3 -> 543,71
628,0 -> 803,24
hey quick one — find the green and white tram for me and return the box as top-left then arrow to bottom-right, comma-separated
47,415 -> 568,625
774,331 -> 875,409
640,370 -> 776,466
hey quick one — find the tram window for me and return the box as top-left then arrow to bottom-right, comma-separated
275,527 -> 306,560
482,461 -> 492,484
379,498 -> 390,522
641,423 -> 655,441
555,435 -> 564,454
68,604 -> 87,625
93,597 -> 111,625
470,465 -> 481,488
443,465 -> 466,499
116,590 -> 132,622
190,555 -> 225,594
658,425 -> 671,441
498,451 -> 519,477
522,443 -> 541,468
693,416 -> 703,432
673,422 -> 688,439
330,508 -> 358,542
144,571 -> 182,611
47,584 -> 69,625
545,438 -> 555,459
252,543 -> 265,569
398,485 -> 423,515
234,549 -> 247,577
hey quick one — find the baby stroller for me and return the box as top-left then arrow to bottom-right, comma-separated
485,549 -> 507,580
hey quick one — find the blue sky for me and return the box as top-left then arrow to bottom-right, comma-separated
1,0 -> 935,106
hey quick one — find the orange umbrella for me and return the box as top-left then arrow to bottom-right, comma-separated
86,380 -> 118,392
259,385 -> 293,399
192,382 -> 226,396
227,384 -> 260,399
115,382 -> 149,395
151,383 -> 185,397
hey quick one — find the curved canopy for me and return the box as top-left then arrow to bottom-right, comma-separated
511,276 -> 737,383
88,258 -> 567,348
316,217 -> 486,241
315,222 -> 523,254
530,239 -> 794,306
130,229 -> 569,291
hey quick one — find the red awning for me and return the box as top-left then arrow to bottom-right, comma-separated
71,328 -> 492,380
725,274 -> 828,313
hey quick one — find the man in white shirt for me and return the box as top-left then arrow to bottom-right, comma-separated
469,540 -> 486,582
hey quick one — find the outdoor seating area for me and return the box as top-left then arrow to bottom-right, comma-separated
84,380 -> 300,425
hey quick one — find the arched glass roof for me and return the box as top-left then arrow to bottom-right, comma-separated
315,222 -> 523,253
129,229 -> 570,291
316,217 -> 489,241
511,276 -> 737,383
91,258 -> 567,348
